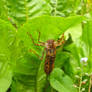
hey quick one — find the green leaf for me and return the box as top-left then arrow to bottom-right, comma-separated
18,15 -> 85,48
65,23 -> 82,42
0,0 -> 8,20
82,20 -> 92,48
50,68 -> 77,92
36,60 -> 46,92
0,19 -> 16,92
0,65 -> 12,92
50,0 -> 81,16
6,0 -> 50,26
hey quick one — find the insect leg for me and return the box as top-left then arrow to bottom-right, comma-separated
56,33 -> 65,46
58,33 -> 64,43
29,49 -> 40,58
29,48 -> 46,60
40,48 -> 46,60
38,31 -> 45,46
27,32 -> 41,46
27,32 -> 45,46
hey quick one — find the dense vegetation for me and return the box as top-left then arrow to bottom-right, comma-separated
0,0 -> 92,92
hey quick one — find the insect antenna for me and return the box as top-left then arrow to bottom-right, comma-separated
27,32 -> 36,45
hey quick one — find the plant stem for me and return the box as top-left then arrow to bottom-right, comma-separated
54,0 -> 57,16
88,75 -> 92,92
79,75 -> 82,92
24,0 -> 28,22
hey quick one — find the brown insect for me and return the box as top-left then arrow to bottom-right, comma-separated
27,32 -> 65,75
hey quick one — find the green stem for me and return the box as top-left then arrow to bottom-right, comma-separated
79,75 -> 82,92
88,75 -> 92,92
54,0 -> 57,16
24,0 -> 28,22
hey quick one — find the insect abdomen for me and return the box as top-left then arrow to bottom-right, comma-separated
44,56 -> 55,75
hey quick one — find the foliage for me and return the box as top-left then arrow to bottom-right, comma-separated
0,0 -> 92,92
50,68 -> 77,92
0,19 -> 16,92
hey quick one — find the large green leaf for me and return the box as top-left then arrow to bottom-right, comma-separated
18,15 -> 85,46
50,68 -> 77,92
0,19 -> 16,92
